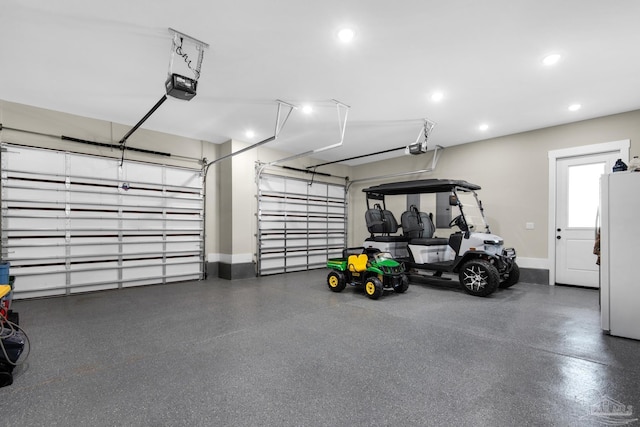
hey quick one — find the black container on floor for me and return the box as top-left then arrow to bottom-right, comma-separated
0,327 -> 25,387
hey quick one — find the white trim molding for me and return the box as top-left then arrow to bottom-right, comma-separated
517,257 -> 550,270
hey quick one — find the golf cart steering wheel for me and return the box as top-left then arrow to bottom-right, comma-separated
449,215 -> 468,231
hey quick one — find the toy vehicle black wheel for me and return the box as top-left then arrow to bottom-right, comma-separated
458,259 -> 499,297
393,274 -> 409,293
327,271 -> 346,292
364,276 -> 383,300
499,262 -> 520,289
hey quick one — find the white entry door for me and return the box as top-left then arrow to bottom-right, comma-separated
555,153 -> 618,287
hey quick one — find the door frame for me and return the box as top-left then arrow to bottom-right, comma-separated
547,140 -> 629,285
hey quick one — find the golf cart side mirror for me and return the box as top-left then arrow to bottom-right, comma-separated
449,194 -> 458,206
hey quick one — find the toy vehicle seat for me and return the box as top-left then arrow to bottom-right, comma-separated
348,254 -> 369,273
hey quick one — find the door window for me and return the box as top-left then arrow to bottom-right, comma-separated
567,162 -> 605,228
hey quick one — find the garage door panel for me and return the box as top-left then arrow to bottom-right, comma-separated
70,283 -> 119,294
3,146 -> 66,174
70,191 -> 120,206
70,218 -> 120,231
15,274 -> 67,298
308,185 -> 327,197
13,252 -> 66,266
6,179 -> 65,192
125,162 -> 163,183
261,175 -> 285,192
12,267 -> 66,297
164,197 -> 203,210
6,186 -> 67,204
165,241 -> 201,252
122,260 -> 163,281
121,241 -> 163,255
327,205 -> 345,214
166,257 -> 201,276
166,219 -> 201,231
287,221 -> 309,230
260,220 -> 286,231
6,216 -> 67,231
258,174 -> 346,275
121,219 -> 165,231
70,262 -> 119,288
260,199 -> 285,212
165,168 -> 202,189
68,155 -> 118,179
327,185 -> 344,198
2,144 -> 204,298
6,230 -> 66,239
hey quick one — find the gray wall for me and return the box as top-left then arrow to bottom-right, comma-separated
348,109 -> 640,270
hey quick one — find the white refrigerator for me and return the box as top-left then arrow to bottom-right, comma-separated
600,172 -> 640,340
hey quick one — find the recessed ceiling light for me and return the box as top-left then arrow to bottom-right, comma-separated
543,53 -> 561,66
337,28 -> 355,43
245,130 -> 255,139
568,103 -> 581,111
479,123 -> 489,131
431,91 -> 444,102
302,104 -> 313,114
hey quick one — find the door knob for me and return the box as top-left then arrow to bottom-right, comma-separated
557,236 -> 561,240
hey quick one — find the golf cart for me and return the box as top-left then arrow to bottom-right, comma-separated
326,247 -> 409,299
362,179 -> 518,297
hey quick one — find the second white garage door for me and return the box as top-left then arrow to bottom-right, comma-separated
257,173 -> 346,275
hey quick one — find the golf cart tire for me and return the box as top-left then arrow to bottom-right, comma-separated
327,271 -> 347,292
499,262 -> 520,289
393,274 -> 409,293
458,259 -> 499,297
364,276 -> 384,300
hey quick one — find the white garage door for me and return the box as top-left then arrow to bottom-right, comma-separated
1,144 -> 204,299
257,173 -> 346,275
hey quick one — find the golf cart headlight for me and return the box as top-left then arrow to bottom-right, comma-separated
484,239 -> 503,245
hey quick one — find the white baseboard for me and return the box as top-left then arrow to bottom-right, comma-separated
517,257 -> 549,270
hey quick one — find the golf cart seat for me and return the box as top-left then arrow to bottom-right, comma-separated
401,206 -> 448,246
401,205 -> 433,238
365,204 -> 408,243
347,254 -> 368,273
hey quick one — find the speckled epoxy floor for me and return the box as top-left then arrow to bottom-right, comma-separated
2,271 -> 639,426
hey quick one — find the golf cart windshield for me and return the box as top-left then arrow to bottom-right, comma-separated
456,190 -> 490,233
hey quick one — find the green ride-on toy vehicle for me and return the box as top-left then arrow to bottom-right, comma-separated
326,247 -> 409,299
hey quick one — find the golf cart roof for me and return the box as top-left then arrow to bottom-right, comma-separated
363,179 -> 481,195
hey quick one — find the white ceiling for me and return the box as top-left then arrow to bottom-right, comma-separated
2,1 -> 640,166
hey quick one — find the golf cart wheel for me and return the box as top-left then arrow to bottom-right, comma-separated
393,275 -> 409,293
458,259 -> 499,297
364,277 -> 383,300
327,271 -> 346,292
499,262 -> 520,289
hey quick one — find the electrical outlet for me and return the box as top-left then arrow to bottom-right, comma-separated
526,222 -> 535,230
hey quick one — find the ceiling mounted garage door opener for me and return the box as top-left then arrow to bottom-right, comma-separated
118,28 -> 210,165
